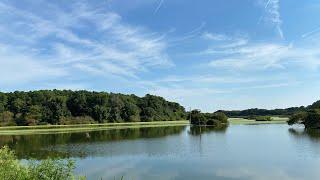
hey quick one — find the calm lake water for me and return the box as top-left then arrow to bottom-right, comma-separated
1,124 -> 320,180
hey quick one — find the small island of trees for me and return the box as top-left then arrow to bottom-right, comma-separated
190,110 -> 228,128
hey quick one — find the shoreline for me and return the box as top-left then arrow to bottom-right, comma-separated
229,117 -> 288,125
0,117 -> 289,136
0,121 -> 189,135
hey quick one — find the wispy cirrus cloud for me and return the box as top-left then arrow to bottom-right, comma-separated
207,41 -> 320,71
168,22 -> 206,45
302,26 -> 320,39
202,32 -> 229,41
208,43 -> 291,70
0,43 -> 66,86
0,0 -> 172,86
154,0 -> 164,14
258,0 -> 283,39
196,30 -> 320,71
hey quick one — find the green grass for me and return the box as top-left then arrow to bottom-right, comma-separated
229,117 -> 288,125
0,117 -> 290,135
0,121 -> 189,135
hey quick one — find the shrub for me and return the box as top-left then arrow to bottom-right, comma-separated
59,116 -> 96,125
28,159 -> 76,180
0,146 -> 28,180
254,116 -> 272,121
212,112 -> 228,123
0,146 -> 85,180
0,111 -> 15,126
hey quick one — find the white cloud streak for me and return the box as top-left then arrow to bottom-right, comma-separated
197,31 -> 320,71
169,22 -> 206,44
259,0 -> 283,39
0,43 -> 66,86
154,0 -> 164,14
0,1 -> 173,85
202,32 -> 229,41
207,41 -> 320,71
302,26 -> 320,39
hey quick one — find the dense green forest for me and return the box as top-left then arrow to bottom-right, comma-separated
0,90 -> 186,126
219,100 -> 320,117
218,107 -> 306,117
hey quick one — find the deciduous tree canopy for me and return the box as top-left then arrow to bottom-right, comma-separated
0,90 -> 186,126
288,110 -> 320,129
190,109 -> 228,127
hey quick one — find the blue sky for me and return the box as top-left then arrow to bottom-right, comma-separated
1,0 -> 320,112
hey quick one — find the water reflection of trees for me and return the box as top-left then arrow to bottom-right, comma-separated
288,128 -> 320,142
0,126 -> 186,159
188,125 -> 228,136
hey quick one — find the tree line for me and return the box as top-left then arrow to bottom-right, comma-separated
215,99 -> 320,129
218,107 -> 306,117
0,90 -> 186,126
218,100 -> 320,117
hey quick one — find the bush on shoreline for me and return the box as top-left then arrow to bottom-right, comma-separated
0,146 -> 84,180
288,109 -> 320,129
252,116 -> 272,121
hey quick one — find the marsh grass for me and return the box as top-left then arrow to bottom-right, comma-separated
0,121 -> 189,135
229,117 -> 288,125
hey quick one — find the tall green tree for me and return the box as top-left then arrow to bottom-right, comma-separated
45,96 -> 70,124
92,105 -> 109,123
67,92 -> 88,117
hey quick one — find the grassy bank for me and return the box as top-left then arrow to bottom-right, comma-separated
0,116 -> 289,135
0,121 -> 189,135
229,117 -> 288,125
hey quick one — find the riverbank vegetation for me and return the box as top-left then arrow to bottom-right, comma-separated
190,110 -> 228,127
288,109 -> 320,129
246,115 -> 272,121
0,121 -> 188,136
0,146 -> 84,180
229,117 -> 288,125
0,90 -> 186,126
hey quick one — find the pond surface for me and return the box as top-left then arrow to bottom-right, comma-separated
1,124 -> 320,180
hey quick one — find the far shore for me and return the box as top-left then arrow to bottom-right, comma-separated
0,121 -> 189,135
229,117 -> 288,125
0,117 -> 289,135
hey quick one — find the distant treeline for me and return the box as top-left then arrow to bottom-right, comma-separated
218,100 -> 320,117
0,90 -> 186,126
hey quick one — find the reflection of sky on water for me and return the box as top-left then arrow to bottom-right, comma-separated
73,125 -> 320,179
75,155 -> 320,180
1,124 -> 320,179
213,165 -> 320,180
